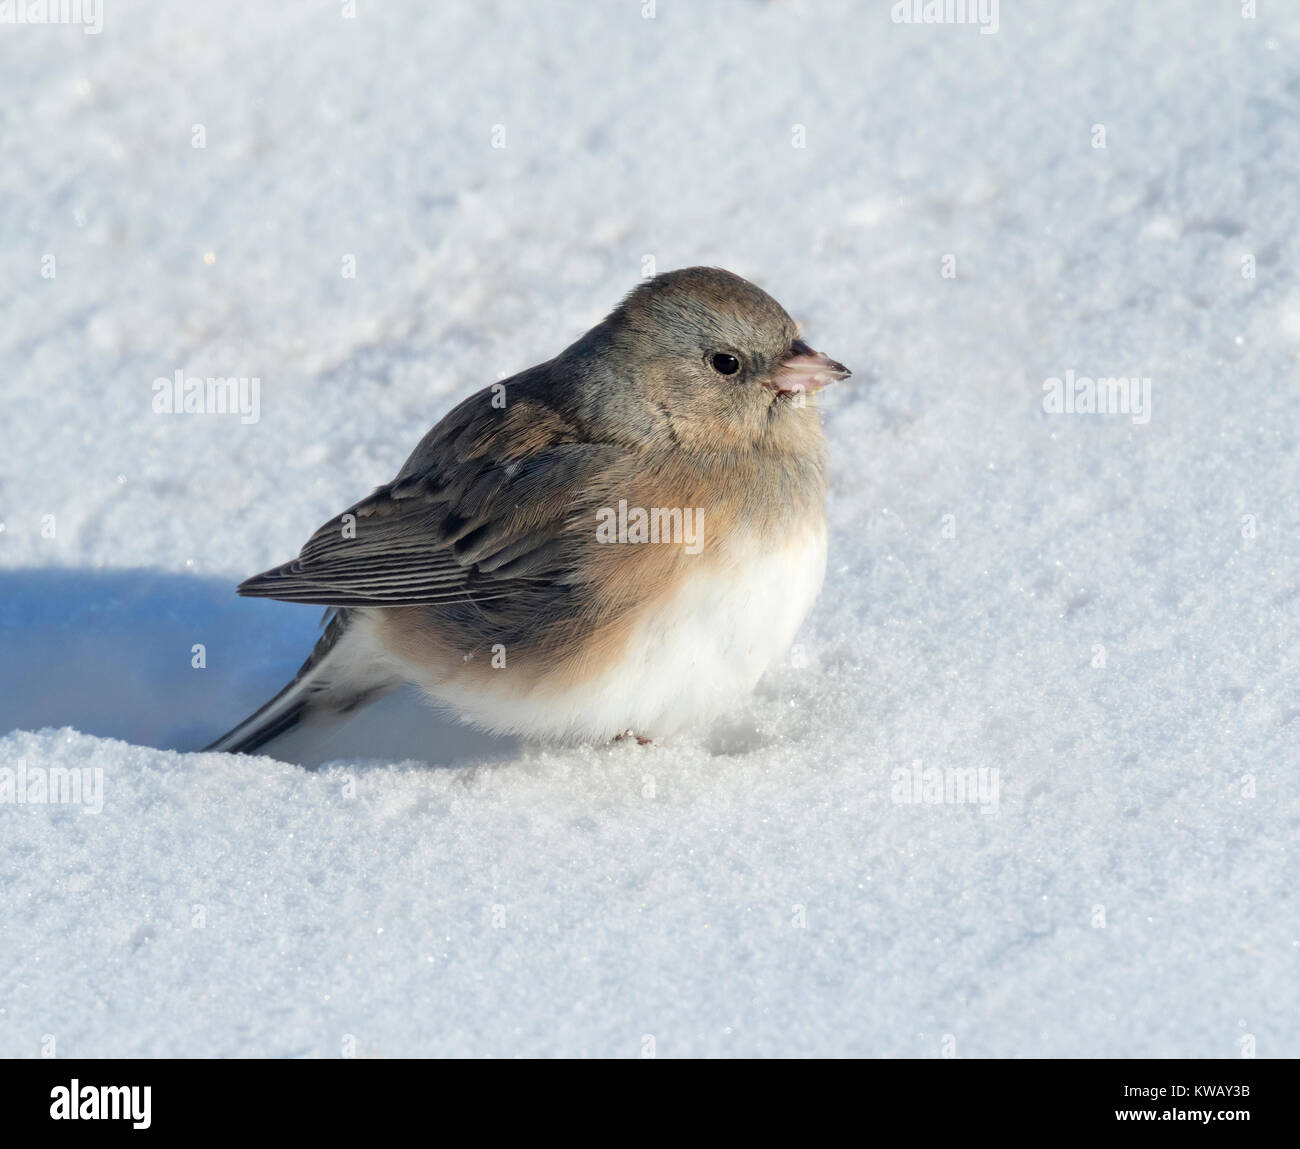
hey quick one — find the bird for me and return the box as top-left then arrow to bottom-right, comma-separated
205,267 -> 850,755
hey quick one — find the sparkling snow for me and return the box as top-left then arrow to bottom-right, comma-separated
1,0 -> 1296,1057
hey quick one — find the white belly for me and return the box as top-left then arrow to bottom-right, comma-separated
429,527 -> 828,742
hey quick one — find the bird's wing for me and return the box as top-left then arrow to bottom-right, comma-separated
238,390 -> 628,607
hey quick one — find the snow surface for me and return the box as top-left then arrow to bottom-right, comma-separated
2,0 -> 1298,1057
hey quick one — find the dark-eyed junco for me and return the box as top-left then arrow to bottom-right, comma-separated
206,267 -> 849,754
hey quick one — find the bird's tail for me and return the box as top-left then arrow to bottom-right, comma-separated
204,608 -> 400,755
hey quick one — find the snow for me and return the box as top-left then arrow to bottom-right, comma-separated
2,0 -> 1297,1057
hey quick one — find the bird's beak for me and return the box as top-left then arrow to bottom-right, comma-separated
768,339 -> 852,397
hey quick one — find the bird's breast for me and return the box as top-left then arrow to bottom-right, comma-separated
405,517 -> 827,741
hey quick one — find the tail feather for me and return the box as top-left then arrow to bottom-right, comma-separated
203,674 -> 315,755
204,608 -> 398,755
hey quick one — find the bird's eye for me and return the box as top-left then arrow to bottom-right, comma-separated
710,352 -> 740,375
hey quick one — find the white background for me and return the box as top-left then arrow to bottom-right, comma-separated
1,0 -> 1296,1057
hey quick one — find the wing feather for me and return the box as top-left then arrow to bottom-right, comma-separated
238,394 -> 624,608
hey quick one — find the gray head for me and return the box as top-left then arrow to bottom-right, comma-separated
557,267 -> 850,449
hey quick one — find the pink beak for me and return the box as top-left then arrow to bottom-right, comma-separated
768,339 -> 852,396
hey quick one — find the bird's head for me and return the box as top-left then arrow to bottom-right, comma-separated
563,266 -> 850,450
